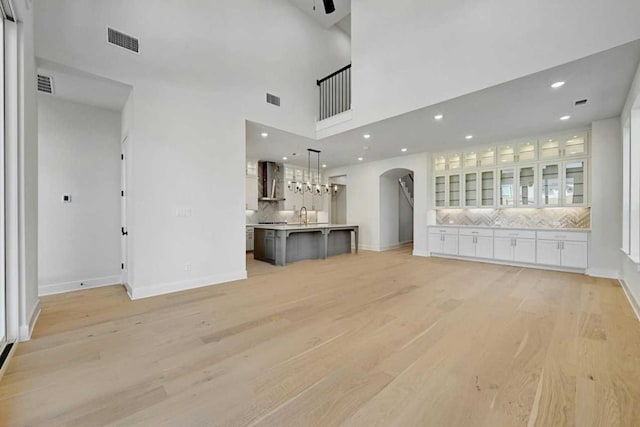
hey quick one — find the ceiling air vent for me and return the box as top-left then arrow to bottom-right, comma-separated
107,27 -> 140,54
37,74 -> 54,94
266,93 -> 281,107
574,99 -> 588,107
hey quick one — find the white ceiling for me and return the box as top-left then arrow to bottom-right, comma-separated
286,0 -> 350,29
247,39 -> 640,169
37,58 -> 132,111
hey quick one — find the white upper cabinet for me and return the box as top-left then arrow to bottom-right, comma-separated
517,140 -> 537,162
539,132 -> 589,160
463,172 -> 479,207
447,153 -> 462,171
497,144 -> 516,165
434,155 -> 446,172
463,151 -> 478,169
498,167 -> 516,207
517,165 -> 536,207
432,129 -> 590,209
478,147 -> 496,168
539,162 -> 561,207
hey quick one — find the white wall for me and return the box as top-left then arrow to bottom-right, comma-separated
349,0 -> 640,129
379,174 -> 399,250
589,118 -> 622,278
327,153 -> 429,254
34,0 -> 350,298
38,96 -> 122,294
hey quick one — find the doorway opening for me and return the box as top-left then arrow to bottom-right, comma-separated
379,168 -> 414,251
330,175 -> 347,225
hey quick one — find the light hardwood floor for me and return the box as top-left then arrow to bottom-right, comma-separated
2,247 -> 640,426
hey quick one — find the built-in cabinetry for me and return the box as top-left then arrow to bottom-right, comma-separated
433,131 -> 589,209
536,231 -> 588,268
428,226 -> 589,271
246,161 -> 258,210
427,228 -> 459,255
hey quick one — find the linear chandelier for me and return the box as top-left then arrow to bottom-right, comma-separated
287,149 -> 330,196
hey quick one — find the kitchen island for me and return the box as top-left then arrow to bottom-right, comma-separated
252,224 -> 359,266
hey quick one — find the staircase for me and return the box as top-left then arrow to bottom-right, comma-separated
399,173 -> 414,208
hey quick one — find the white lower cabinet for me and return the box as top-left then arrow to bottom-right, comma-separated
493,230 -> 536,263
458,229 -> 493,258
536,231 -> 588,268
429,226 -> 589,272
428,228 -> 459,255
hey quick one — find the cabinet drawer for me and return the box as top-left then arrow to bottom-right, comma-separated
536,231 -> 589,242
459,228 -> 493,237
494,229 -> 536,239
428,227 -> 458,236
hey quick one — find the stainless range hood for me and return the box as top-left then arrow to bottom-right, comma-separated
259,161 -> 285,202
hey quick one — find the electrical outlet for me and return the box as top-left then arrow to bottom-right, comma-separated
185,263 -> 192,272
176,207 -> 193,218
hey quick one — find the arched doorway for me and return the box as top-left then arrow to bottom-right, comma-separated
379,168 -> 414,250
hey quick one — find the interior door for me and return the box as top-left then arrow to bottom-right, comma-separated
120,137 -> 128,286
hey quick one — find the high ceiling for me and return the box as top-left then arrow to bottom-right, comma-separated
286,0 -> 350,29
37,58 -> 132,111
247,39 -> 640,169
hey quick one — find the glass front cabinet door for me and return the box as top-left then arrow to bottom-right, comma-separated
435,174 -> 446,208
478,148 -> 496,168
497,145 -> 516,164
447,173 -> 461,207
464,172 -> 478,207
563,134 -> 587,157
463,151 -> 478,169
564,159 -> 587,206
539,163 -> 560,206
480,170 -> 496,207
540,138 -> 562,160
517,165 -> 536,206
499,168 -> 515,207
517,141 -> 537,162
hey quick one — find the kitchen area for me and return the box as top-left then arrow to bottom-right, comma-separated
246,150 -> 358,266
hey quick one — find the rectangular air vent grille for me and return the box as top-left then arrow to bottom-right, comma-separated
37,75 -> 53,94
107,27 -> 139,53
266,93 -> 281,106
575,99 -> 588,106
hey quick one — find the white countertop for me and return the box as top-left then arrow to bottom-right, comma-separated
429,224 -> 591,232
252,223 -> 359,231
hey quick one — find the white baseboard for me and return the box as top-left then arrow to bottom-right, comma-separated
586,268 -> 620,280
127,270 -> 247,300
19,300 -> 41,341
379,241 -> 413,251
412,249 -> 429,257
430,253 -> 586,274
619,279 -> 640,322
358,244 -> 380,252
39,275 -> 121,296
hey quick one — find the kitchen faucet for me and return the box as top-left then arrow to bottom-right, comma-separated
299,206 -> 308,225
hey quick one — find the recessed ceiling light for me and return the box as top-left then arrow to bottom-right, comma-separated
465,135 -> 473,140
434,114 -> 444,120
573,135 -> 578,138
551,81 -> 565,89
363,134 -> 371,139
322,164 -> 327,168
261,132 -> 268,138
401,148 -> 407,152
560,115 -> 571,121
358,157 -> 364,161
282,156 -> 288,161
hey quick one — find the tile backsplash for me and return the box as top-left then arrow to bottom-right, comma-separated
246,201 -> 319,224
436,207 -> 590,229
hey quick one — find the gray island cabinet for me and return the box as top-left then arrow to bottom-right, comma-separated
252,224 -> 359,266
